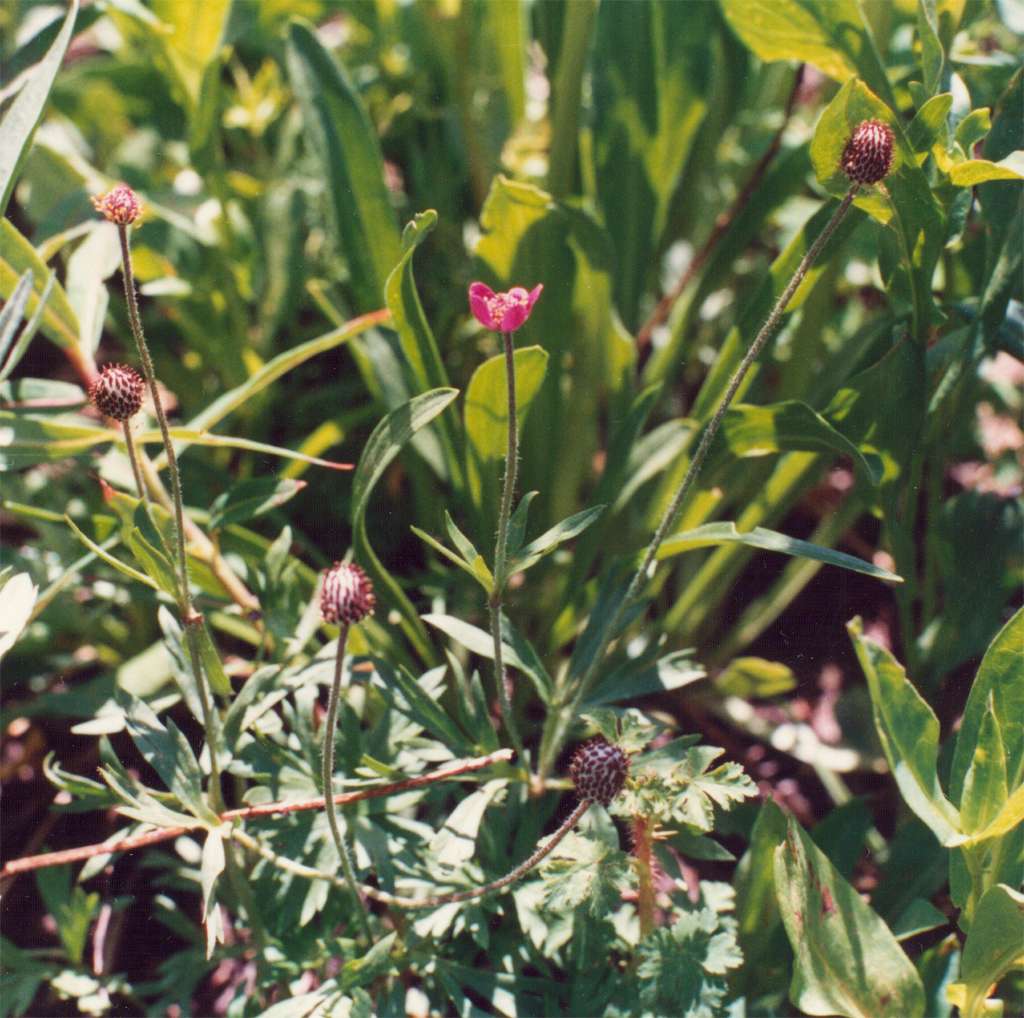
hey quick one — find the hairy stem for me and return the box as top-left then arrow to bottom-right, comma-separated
115,223 -> 223,812
545,186 -> 860,776
322,626 -> 372,941
121,421 -> 146,503
631,815 -> 656,938
489,330 -> 525,758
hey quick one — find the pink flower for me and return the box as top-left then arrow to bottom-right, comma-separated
91,184 -> 142,225
468,282 -> 543,333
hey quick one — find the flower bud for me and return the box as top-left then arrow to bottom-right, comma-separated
91,184 -> 142,225
840,119 -> 894,185
569,737 -> 629,806
89,363 -> 144,421
320,562 -> 375,625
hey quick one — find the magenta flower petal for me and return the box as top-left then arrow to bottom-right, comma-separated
467,281 -> 543,333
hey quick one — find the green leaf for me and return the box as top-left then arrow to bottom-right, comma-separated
351,389 -> 459,662
957,693 -> 1008,837
509,504 -> 605,574
716,657 -> 797,699
916,0 -> 945,98
410,525 -> 493,593
0,0 -> 79,214
848,617 -> 961,844
34,866 -> 98,966
721,0 -> 893,105
428,779 -> 508,867
585,648 -> 705,707
711,400 -> 882,485
151,0 -> 230,106
114,689 -> 217,824
423,612 -> 553,702
63,515 -> 156,591
200,826 -> 226,958
286,20 -> 401,310
949,153 -> 1024,186
0,270 -> 33,368
385,211 -> 450,394
464,345 -> 549,461
951,607 -> 1024,806
0,572 -> 38,661
955,885 -> 1024,1017
591,1 -> 713,325
373,661 -> 470,751
125,525 -> 180,599
208,477 -> 307,530
505,490 -> 538,555
774,817 -> 925,1018
0,219 -> 83,362
658,522 -> 903,584
615,743 -> 757,832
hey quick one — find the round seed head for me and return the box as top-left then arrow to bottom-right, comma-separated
91,184 -> 142,225
841,119 -> 895,185
320,562 -> 376,625
570,737 -> 629,806
89,363 -> 145,421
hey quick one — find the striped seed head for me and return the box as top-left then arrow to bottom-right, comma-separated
841,119 -> 895,185
320,562 -> 376,625
89,363 -> 144,421
570,737 -> 629,806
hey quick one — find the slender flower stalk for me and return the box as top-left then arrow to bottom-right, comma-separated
468,283 -> 542,759
319,562 -> 376,940
121,424 -> 146,503
236,736 -> 628,910
94,185 -> 224,812
543,114 -> 897,775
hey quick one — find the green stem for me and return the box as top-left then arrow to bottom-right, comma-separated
322,625 -> 372,941
115,223 -> 223,812
542,186 -> 860,777
121,422 -> 146,503
489,330 -> 525,758
234,799 -> 591,910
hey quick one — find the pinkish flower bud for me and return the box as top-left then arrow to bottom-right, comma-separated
468,282 -> 543,333
569,737 -> 629,806
91,184 -> 142,225
320,562 -> 376,625
840,120 -> 895,185
89,363 -> 145,421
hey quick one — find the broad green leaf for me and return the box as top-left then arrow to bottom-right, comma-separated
950,607 -> 1024,805
591,1 -> 712,325
658,522 -> 902,584
710,400 -> 881,485
958,693 -> 1008,836
957,784 -> 1024,847
949,153 -> 1024,186
125,525 -> 179,599
721,0 -> 893,105
848,617 -> 961,844
429,779 -> 508,867
0,0 -> 78,214
195,622 -> 231,699
733,800 -> 791,1000
208,478 -> 307,530
114,689 -> 217,823
916,0 -> 945,98
286,20 -> 401,310
0,219 -> 84,365
151,0 -> 231,106
774,817 -> 925,1018
352,389 -> 460,662
509,504 -> 605,574
464,345 -> 549,461
483,0 -> 526,126
954,885 -> 1024,1017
